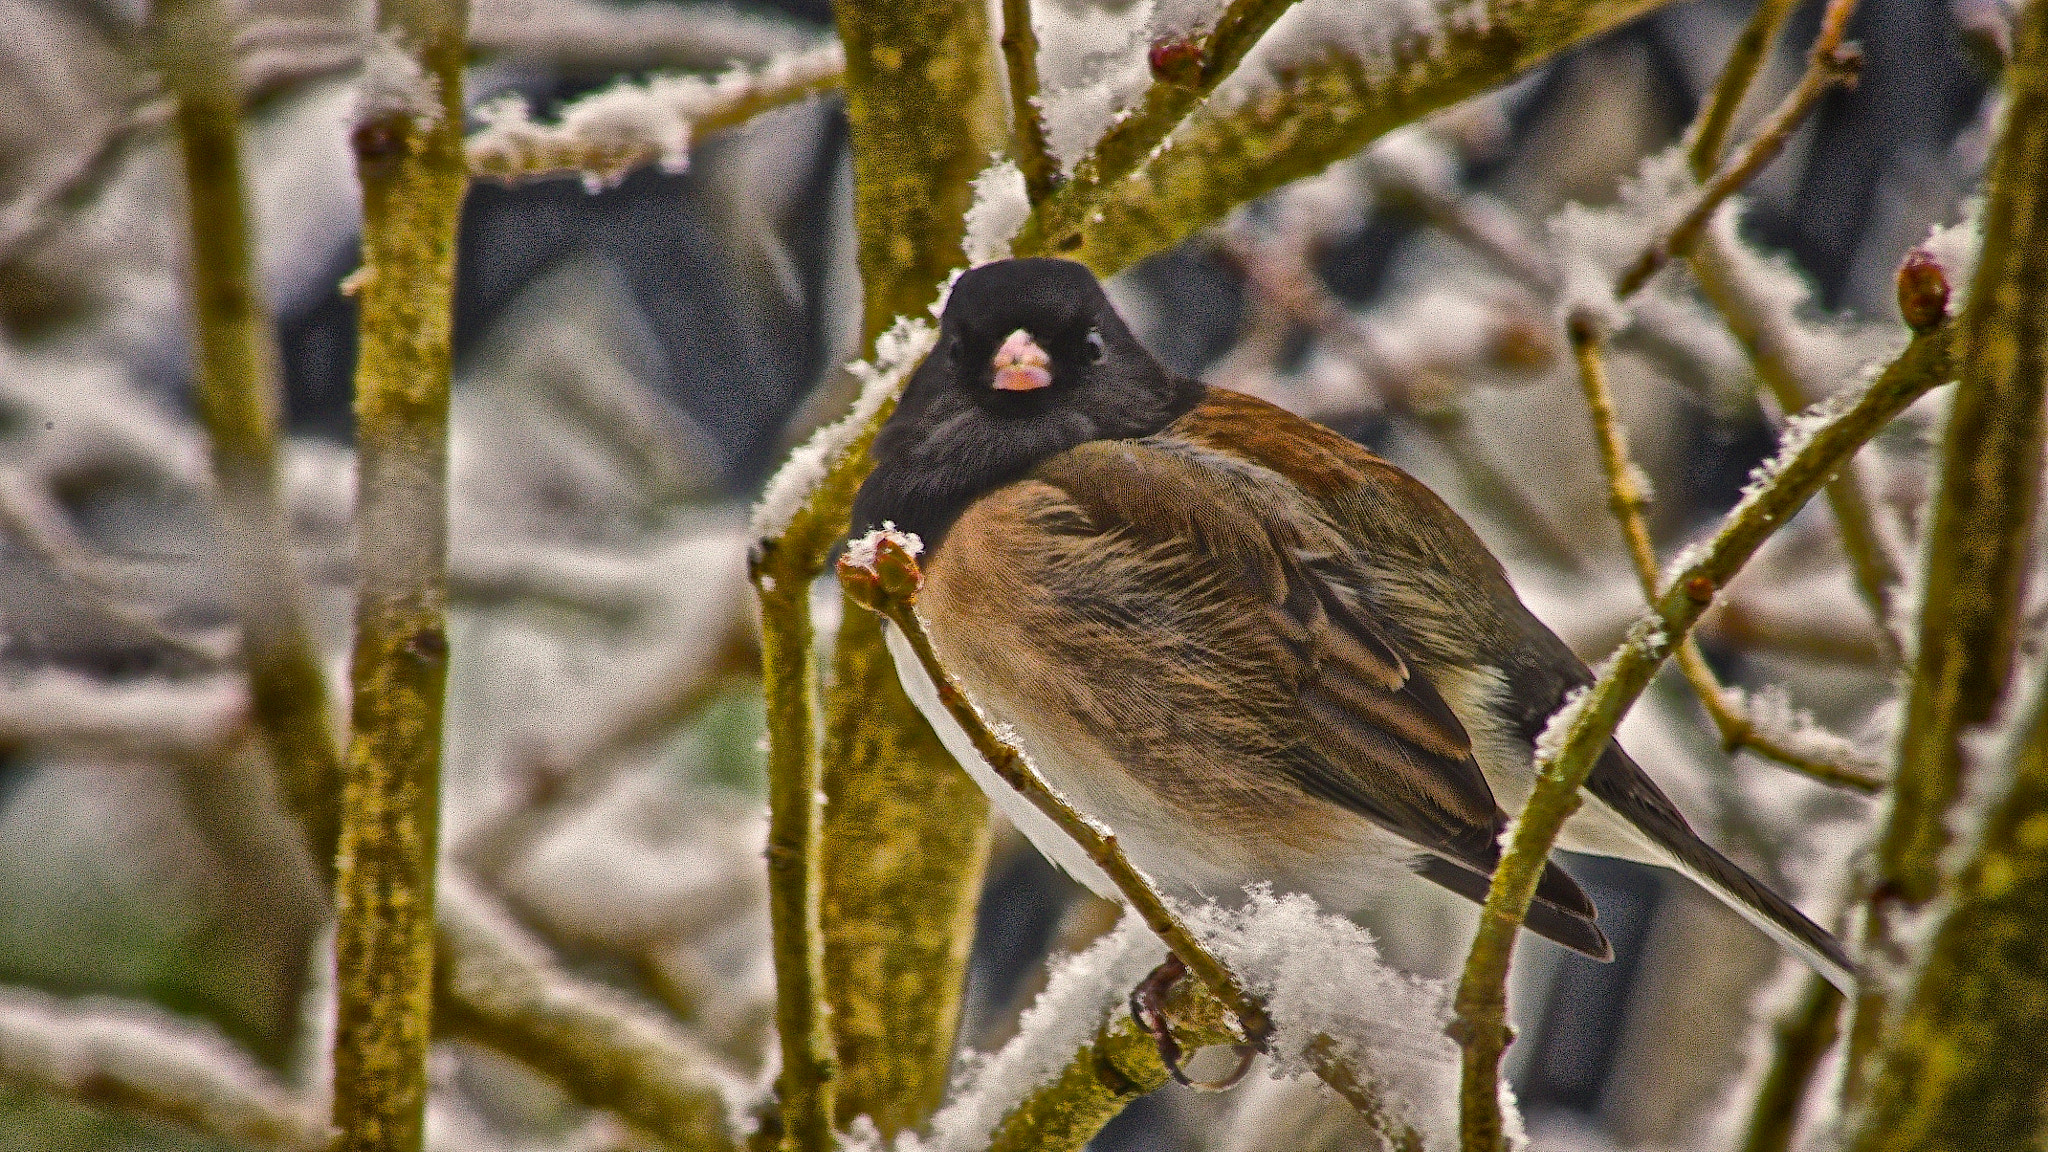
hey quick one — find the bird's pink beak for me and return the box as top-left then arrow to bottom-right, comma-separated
991,329 -> 1053,392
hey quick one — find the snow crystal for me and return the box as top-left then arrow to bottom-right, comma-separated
749,314 -> 938,540
1183,887 -> 1514,1151
1918,195 -> 1985,311
1222,0 -> 1490,108
1534,682 -> 1594,768
1549,146 -> 1698,335
963,159 -> 1031,265
842,524 -> 923,572
1724,684 -> 1874,771
354,33 -> 442,128
1032,0 -> 1155,172
894,915 -> 1165,1152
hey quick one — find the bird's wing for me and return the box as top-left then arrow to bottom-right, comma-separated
1016,437 -> 1514,880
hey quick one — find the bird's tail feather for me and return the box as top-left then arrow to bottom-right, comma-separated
1587,746 -> 1856,992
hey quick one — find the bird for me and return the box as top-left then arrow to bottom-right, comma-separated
849,256 -> 1854,995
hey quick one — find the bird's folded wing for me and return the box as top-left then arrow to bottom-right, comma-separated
1026,438 -> 1513,879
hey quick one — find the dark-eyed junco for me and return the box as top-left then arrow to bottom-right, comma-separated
850,257 -> 1852,991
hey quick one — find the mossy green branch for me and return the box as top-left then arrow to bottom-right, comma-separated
1875,0 -> 2048,909
818,606 -> 991,1136
1015,0 -> 1687,271
807,0 -> 1005,1139
331,0 -> 467,1149
1453,324 -> 1954,1152
983,976 -> 1241,1152
1739,977 -> 1843,1152
1851,671 -> 2048,1152
156,0 -> 344,886
834,0 -> 1003,338
434,885 -> 742,1152
1036,0 -> 1297,234
749,544 -> 836,1152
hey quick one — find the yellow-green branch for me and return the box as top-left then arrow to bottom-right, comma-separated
156,0 -> 344,886
1687,0 -> 1800,177
331,1 -> 468,1149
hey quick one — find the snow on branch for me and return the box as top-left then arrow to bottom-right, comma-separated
0,987 -> 331,1151
750,315 -> 937,546
1023,0 -> 1683,270
467,40 -> 845,189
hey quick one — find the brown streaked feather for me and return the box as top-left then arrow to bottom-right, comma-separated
937,436 -> 1515,884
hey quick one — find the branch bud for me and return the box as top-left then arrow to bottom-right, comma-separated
1897,247 -> 1951,332
1148,37 -> 1204,87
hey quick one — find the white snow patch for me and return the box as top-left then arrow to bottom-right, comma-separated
842,524 -> 923,572
467,41 -> 844,190
1918,194 -> 1985,311
1549,146 -> 1698,334
1185,887 -> 1517,1151
749,314 -> 939,540
879,915 -> 1165,1152
354,33 -> 442,128
963,159 -> 1031,265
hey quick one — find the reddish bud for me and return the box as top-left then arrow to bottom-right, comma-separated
1897,248 -> 1951,332
1685,575 -> 1717,604
1148,36 -> 1204,86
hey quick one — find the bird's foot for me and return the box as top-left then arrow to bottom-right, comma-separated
1127,953 -> 1258,1092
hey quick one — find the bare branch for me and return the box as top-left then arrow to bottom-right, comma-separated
330,0 -> 470,1146
157,0 -> 347,879
1568,322 -> 1884,792
1686,0 -> 1800,178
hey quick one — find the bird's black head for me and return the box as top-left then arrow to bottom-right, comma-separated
850,258 -> 1202,551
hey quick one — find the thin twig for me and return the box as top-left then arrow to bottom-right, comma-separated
1691,225 -> 1905,660
1454,323 -> 1954,1152
330,0 -> 470,1146
1568,322 -> 1883,792
1687,0 -> 1800,179
1613,0 -> 1863,300
1739,976 -> 1843,1152
157,0 -> 347,879
999,0 -> 1056,201
840,537 -> 1424,1149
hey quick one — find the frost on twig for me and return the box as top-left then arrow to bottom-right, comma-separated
750,315 -> 938,546
355,32 -> 444,129
466,40 -> 845,189
0,987 -> 331,1151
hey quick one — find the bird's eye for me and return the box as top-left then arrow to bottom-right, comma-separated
1085,328 -> 1106,364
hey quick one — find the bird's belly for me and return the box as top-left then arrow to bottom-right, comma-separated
883,621 -> 1424,913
